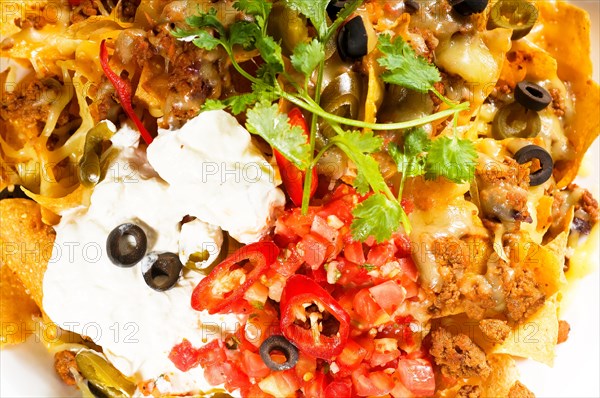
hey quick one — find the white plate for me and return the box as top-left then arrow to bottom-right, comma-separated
1,2 -> 599,397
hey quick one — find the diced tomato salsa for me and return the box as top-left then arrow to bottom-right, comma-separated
170,184 -> 434,397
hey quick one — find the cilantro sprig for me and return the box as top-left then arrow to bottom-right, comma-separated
172,0 -> 475,243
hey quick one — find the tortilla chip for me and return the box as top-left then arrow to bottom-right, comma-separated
491,295 -> 559,366
23,185 -> 91,225
528,1 -> 600,187
0,265 -> 41,346
0,199 -> 56,309
482,354 -> 519,398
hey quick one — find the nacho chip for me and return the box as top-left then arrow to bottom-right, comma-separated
528,1 -> 600,187
482,354 -> 519,398
492,295 -> 559,366
0,199 -> 55,308
0,265 -> 41,346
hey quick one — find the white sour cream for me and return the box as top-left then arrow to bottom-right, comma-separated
43,111 -> 285,395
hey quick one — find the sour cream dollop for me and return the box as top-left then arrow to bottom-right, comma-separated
43,111 -> 285,394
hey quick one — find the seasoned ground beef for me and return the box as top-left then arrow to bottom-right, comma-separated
429,328 -> 491,379
479,319 -> 511,344
456,384 -> 482,398
557,320 -> 570,344
508,381 -> 536,398
54,350 -> 78,386
504,267 -> 546,324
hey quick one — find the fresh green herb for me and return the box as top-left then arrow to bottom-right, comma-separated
351,193 -> 403,243
425,136 -> 477,183
173,0 -> 474,242
377,34 -> 441,93
283,0 -> 330,39
250,301 -> 265,310
246,101 -> 312,170
360,263 -> 376,272
291,39 -> 325,77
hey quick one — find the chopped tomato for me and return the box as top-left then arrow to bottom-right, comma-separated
353,288 -> 390,327
336,339 -> 368,371
168,339 -> 202,372
241,350 -> 270,379
397,358 -> 436,397
196,339 -> 226,368
298,233 -> 331,268
302,371 -> 326,398
324,379 -> 353,398
258,370 -> 300,398
295,352 -> 317,382
351,366 -> 394,397
343,240 -> 366,264
366,242 -> 396,267
368,280 -> 406,315
370,338 -> 400,367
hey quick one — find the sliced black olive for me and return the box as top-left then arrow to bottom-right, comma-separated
404,0 -> 420,13
514,81 -> 552,111
141,252 -> 183,291
513,145 -> 553,186
487,0 -> 538,40
259,335 -> 299,371
327,0 -> 347,21
492,102 -> 541,140
106,223 -> 147,267
337,16 -> 368,61
0,185 -> 31,201
449,0 -> 488,16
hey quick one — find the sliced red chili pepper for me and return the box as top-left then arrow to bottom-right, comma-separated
99,40 -> 153,145
191,242 -> 279,314
280,274 -> 350,359
274,108 -> 318,207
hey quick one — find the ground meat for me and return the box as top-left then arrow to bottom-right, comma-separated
476,157 -> 531,227
429,328 -> 491,379
479,319 -> 511,344
54,351 -> 78,386
508,381 -> 535,398
581,190 -> 599,223
14,14 -> 48,30
557,320 -> 570,344
550,88 -> 566,117
456,385 -> 482,398
504,268 -> 546,324
70,0 -> 100,24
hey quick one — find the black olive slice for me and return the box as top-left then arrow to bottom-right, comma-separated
404,0 -> 420,13
514,81 -> 552,112
0,185 -> 32,201
337,16 -> 368,61
142,252 -> 183,291
513,145 -> 554,186
106,223 -> 147,267
259,335 -> 299,371
327,0 -> 347,21
449,0 -> 489,16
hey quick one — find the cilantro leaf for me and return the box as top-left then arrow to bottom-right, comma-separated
353,170 -> 370,195
202,92 -> 261,115
229,21 -> 259,49
185,9 -> 226,38
351,193 -> 402,243
255,36 -> 285,73
389,128 -> 431,179
377,34 -> 441,93
403,127 -> 431,156
233,0 -> 272,31
290,39 -> 325,77
245,101 -> 311,170
425,136 -> 477,183
340,130 -> 383,154
283,0 -> 329,39
201,99 -> 227,112
191,31 -> 222,51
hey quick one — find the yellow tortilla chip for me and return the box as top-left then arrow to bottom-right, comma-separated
482,354 -> 519,398
492,295 -> 559,366
0,265 -> 41,346
0,199 -> 56,308
528,1 -> 600,187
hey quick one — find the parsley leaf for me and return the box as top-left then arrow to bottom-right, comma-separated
283,0 -> 329,39
425,136 -> 477,183
245,101 -> 311,170
377,34 -> 441,93
291,39 -> 325,77
351,193 -> 403,243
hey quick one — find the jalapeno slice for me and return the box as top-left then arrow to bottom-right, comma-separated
492,102 -> 541,140
487,0 -> 538,40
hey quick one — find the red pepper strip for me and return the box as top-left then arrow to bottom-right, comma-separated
280,274 -> 350,360
191,242 -> 279,314
99,40 -> 153,145
274,108 -> 318,207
